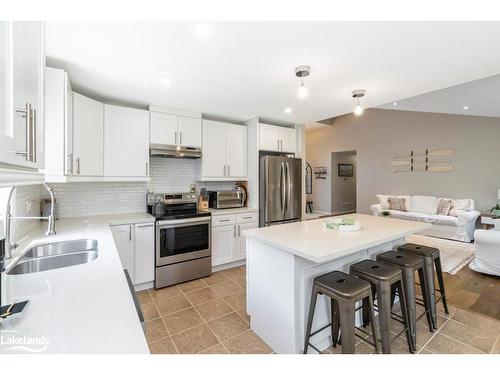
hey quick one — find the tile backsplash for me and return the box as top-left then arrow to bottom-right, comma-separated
6,185 -> 42,242
41,157 -> 237,218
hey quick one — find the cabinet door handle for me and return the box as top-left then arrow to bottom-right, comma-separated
238,225 -> 241,236
223,165 -> 226,176
233,225 -> 236,237
129,225 -> 132,241
242,216 -> 252,219
67,153 -> 73,174
15,103 -> 31,161
227,165 -> 230,176
146,161 -> 149,176
31,108 -> 36,163
180,132 -> 182,145
175,131 -> 178,145
277,139 -> 280,150
280,140 -> 283,151
219,219 -> 231,222
76,157 -> 81,174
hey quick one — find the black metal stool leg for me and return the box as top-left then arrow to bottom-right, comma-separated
338,300 -> 356,354
331,299 -> 340,347
434,257 -> 449,315
402,269 -> 417,351
303,285 -> 319,354
396,280 -> 415,353
418,268 -> 435,332
422,257 -> 437,329
377,282 -> 393,354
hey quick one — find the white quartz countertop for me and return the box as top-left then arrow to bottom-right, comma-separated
204,207 -> 259,216
242,213 -> 431,263
0,212 -> 154,354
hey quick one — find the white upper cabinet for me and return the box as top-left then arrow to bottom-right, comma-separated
178,116 -> 202,148
72,92 -> 104,176
0,21 -> 45,172
201,120 -> 247,180
226,124 -> 247,179
259,123 -> 296,153
150,111 -> 177,145
45,67 -> 73,177
104,104 -> 149,177
150,110 -> 202,148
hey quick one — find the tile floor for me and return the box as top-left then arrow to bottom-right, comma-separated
137,265 -> 500,354
137,266 -> 272,354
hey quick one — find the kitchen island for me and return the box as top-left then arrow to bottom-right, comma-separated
242,213 -> 430,354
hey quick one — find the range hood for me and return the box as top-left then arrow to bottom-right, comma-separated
149,144 -> 202,159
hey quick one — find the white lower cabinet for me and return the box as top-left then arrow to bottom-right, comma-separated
111,222 -> 155,288
211,212 -> 258,267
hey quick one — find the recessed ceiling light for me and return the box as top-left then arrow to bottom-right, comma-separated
196,24 -> 211,38
159,77 -> 171,86
463,106 -> 469,110
284,108 -> 292,114
393,102 -> 398,106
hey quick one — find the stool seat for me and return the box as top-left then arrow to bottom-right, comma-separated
315,271 -> 371,299
350,260 -> 401,283
377,251 -> 423,268
398,243 -> 439,259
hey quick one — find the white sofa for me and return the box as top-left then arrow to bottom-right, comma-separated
469,229 -> 500,276
370,195 -> 480,242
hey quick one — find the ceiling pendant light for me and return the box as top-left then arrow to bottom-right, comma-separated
295,65 -> 311,99
352,89 -> 366,117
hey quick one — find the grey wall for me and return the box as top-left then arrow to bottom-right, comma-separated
331,151 -> 356,213
306,109 -> 500,214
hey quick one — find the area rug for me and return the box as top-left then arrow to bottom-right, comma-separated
405,234 -> 475,275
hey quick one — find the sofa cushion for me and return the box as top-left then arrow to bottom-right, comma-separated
398,195 -> 412,211
388,197 -> 408,211
410,195 -> 438,215
386,210 -> 458,226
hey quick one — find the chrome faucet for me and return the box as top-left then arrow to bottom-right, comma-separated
2,183 -> 56,263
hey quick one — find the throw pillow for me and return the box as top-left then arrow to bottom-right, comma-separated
449,199 -> 471,217
388,197 -> 407,212
436,199 -> 453,216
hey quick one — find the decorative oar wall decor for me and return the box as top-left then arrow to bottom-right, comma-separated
390,149 -> 455,173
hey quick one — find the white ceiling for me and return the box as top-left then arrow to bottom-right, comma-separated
378,74 -> 500,117
45,21 -> 500,124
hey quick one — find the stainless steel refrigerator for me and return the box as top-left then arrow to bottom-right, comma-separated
259,155 -> 302,226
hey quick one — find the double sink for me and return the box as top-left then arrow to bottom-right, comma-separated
7,239 -> 98,275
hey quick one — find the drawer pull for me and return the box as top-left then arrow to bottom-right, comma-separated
219,219 -> 231,222
242,216 -> 253,219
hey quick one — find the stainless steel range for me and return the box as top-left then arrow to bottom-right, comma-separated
147,192 -> 211,289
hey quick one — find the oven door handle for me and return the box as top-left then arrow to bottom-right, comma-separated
157,216 -> 211,226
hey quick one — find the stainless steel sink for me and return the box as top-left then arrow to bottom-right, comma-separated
7,239 -> 98,275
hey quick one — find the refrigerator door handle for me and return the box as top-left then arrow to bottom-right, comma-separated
286,161 -> 291,215
280,162 -> 285,214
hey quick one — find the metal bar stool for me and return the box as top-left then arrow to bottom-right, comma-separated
350,260 -> 413,354
397,243 -> 449,330
376,251 -> 435,351
303,271 -> 380,354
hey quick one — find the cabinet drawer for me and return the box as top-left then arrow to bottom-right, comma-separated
212,215 -> 236,227
236,212 -> 258,224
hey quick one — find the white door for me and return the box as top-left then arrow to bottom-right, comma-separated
178,115 -> 201,148
259,124 -> 280,151
280,126 -> 296,153
226,124 -> 247,178
134,223 -> 155,285
72,92 -> 104,176
202,120 -> 227,177
150,111 -> 177,145
0,21 -> 15,166
111,225 -> 135,282
212,225 -> 236,266
104,104 -> 149,177
235,221 -> 257,260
